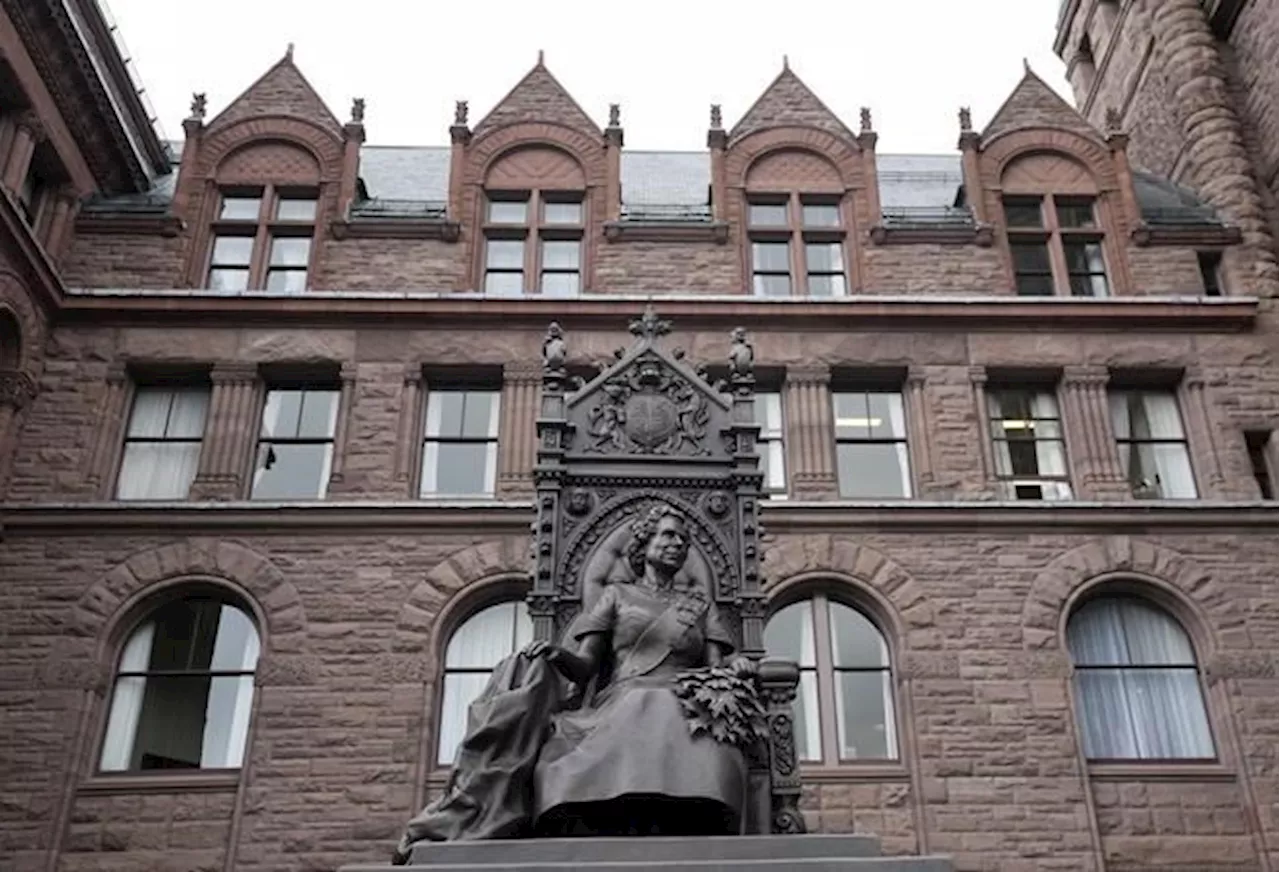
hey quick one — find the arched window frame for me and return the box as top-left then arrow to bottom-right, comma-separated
1064,580 -> 1219,764
95,582 -> 263,777
432,581 -> 532,768
764,580 -> 902,768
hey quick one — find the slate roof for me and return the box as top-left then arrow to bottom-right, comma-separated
79,143 -> 1227,229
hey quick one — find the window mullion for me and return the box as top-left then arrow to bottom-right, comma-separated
528,190 -> 541,293
789,194 -> 805,296
811,593 -> 841,765
1044,196 -> 1072,297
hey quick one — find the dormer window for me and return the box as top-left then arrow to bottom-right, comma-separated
1004,194 -> 1109,297
207,186 -> 317,293
748,194 -> 848,298
482,191 -> 584,296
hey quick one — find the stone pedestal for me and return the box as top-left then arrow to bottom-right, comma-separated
339,834 -> 953,871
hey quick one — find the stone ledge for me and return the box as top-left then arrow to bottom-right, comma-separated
78,771 -> 240,795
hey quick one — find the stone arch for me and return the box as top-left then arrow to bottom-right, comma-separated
76,538 -> 307,656
762,536 -> 930,630
1022,536 -> 1224,653
395,537 -> 529,655
0,270 -> 45,372
1001,151 -> 1098,195
469,122 -> 607,188
197,115 -> 344,181
215,139 -> 322,186
484,144 -> 585,190
745,148 -> 843,193
725,126 -> 862,189
981,127 -> 1116,191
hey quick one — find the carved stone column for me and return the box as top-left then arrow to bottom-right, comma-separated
191,363 -> 260,500
394,364 -> 424,494
0,368 -> 37,493
326,363 -> 358,492
1060,365 -> 1129,500
1178,368 -> 1225,498
784,364 -> 837,499
84,363 -> 131,497
968,366 -> 997,493
906,366 -> 935,490
2,111 -> 43,193
41,186 -> 79,261
497,363 -> 542,498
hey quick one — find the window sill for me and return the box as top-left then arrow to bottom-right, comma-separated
79,770 -> 241,795
798,763 -> 910,783
1086,761 -> 1235,782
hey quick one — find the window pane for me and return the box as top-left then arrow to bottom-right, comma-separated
130,674 -> 213,769
488,200 -> 528,224
1068,273 -> 1109,297
116,442 -> 202,500
269,237 -> 311,267
752,241 -> 790,272
276,198 -> 317,222
866,392 -> 907,439
795,670 -> 821,762
763,440 -> 786,491
485,239 -> 525,270
127,388 -> 175,438
1011,242 -> 1051,272
764,600 -> 816,667
460,391 -> 499,438
540,271 -> 580,296
297,390 -> 339,439
835,670 -> 897,760
1015,274 -> 1055,296
438,672 -> 491,765
208,604 -> 261,671
261,390 -> 304,438
167,389 -> 211,438
446,601 -> 521,668
266,268 -> 308,293
754,393 -> 783,433
1064,241 -> 1105,273
252,442 -> 332,499
541,240 -> 580,270
1056,198 -> 1096,228
749,203 -> 788,226
1003,198 -> 1043,227
752,274 -> 791,297
837,442 -> 912,498
219,197 -> 261,221
807,273 -> 847,297
802,203 -> 840,227
426,442 -> 494,496
805,242 -> 843,273
829,601 -> 888,668
211,236 -> 253,266
209,268 -> 249,292
484,271 -> 524,295
426,391 -> 464,438
543,201 -> 583,224
834,392 -> 871,440
1073,668 -> 1213,759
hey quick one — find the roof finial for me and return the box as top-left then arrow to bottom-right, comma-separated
859,107 -> 872,133
454,100 -> 469,126
1022,56 -> 1031,73
782,54 -> 790,71
709,103 -> 723,130
1104,106 -> 1122,135
537,49 -> 545,65
189,92 -> 207,122
285,42 -> 294,60
958,106 -> 972,132
608,103 -> 621,128
350,97 -> 365,124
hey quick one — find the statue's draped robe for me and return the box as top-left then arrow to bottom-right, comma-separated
396,582 -> 747,853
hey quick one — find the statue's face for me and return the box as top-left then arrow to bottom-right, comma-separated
645,515 -> 690,575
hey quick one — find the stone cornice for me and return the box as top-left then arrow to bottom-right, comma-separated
56,292 -> 1259,333
74,213 -> 185,237
603,221 -> 730,243
0,499 -> 1273,535
1131,223 -> 1244,247
329,218 -> 461,242
868,223 -> 995,247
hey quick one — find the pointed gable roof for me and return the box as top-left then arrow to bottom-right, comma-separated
471,57 -> 602,140
729,62 -> 855,143
206,49 -> 341,133
981,66 -> 1100,142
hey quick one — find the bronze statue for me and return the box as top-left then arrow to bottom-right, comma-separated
393,506 -> 756,861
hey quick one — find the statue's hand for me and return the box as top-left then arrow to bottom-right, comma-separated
727,655 -> 757,679
520,640 -> 557,660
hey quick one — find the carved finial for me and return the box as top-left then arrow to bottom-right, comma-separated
189,92 -> 207,121
350,97 -> 365,124
1023,57 -> 1031,73
859,107 -> 872,133
286,42 -> 295,60
959,106 -> 972,132
710,104 -> 723,129
782,54 -> 790,71
537,49 -> 545,65
454,100 -> 469,126
728,327 -> 754,379
1104,106 -> 1122,134
629,305 -> 671,341
542,321 -> 567,373
608,103 -> 621,128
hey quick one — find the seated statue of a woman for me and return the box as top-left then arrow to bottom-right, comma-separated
393,505 -> 754,861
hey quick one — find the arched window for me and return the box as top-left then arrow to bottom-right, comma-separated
437,597 -> 532,764
1067,596 -> 1215,760
100,595 -> 260,772
764,593 -> 897,764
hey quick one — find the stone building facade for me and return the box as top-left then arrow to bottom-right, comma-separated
0,2 -> 1275,871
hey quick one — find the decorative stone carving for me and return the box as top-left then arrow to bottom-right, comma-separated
0,369 -> 37,409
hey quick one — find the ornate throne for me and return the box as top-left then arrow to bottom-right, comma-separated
526,308 -> 805,835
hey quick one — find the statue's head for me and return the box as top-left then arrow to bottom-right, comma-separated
625,505 -> 690,578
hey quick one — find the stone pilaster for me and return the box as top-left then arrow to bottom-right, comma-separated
191,363 -> 261,500
1060,365 -> 1129,500
394,364 -> 424,494
84,363 -> 131,497
968,366 -> 996,492
784,364 -> 836,499
0,368 -> 37,493
326,363 -> 358,492
2,111 -> 43,193
496,363 -> 542,498
1178,367 -> 1225,498
906,366 -> 935,490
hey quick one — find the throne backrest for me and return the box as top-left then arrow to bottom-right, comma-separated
525,310 -> 768,664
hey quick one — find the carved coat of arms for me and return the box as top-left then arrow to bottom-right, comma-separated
585,356 -> 711,456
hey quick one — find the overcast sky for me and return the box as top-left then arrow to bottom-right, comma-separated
106,0 -> 1072,155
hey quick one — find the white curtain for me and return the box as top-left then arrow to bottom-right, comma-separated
116,389 -> 208,500
1068,599 -> 1214,759
100,622 -> 155,771
200,605 -> 261,768
1031,392 -> 1071,499
1141,393 -> 1197,498
438,601 -> 529,764
886,394 -> 912,497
